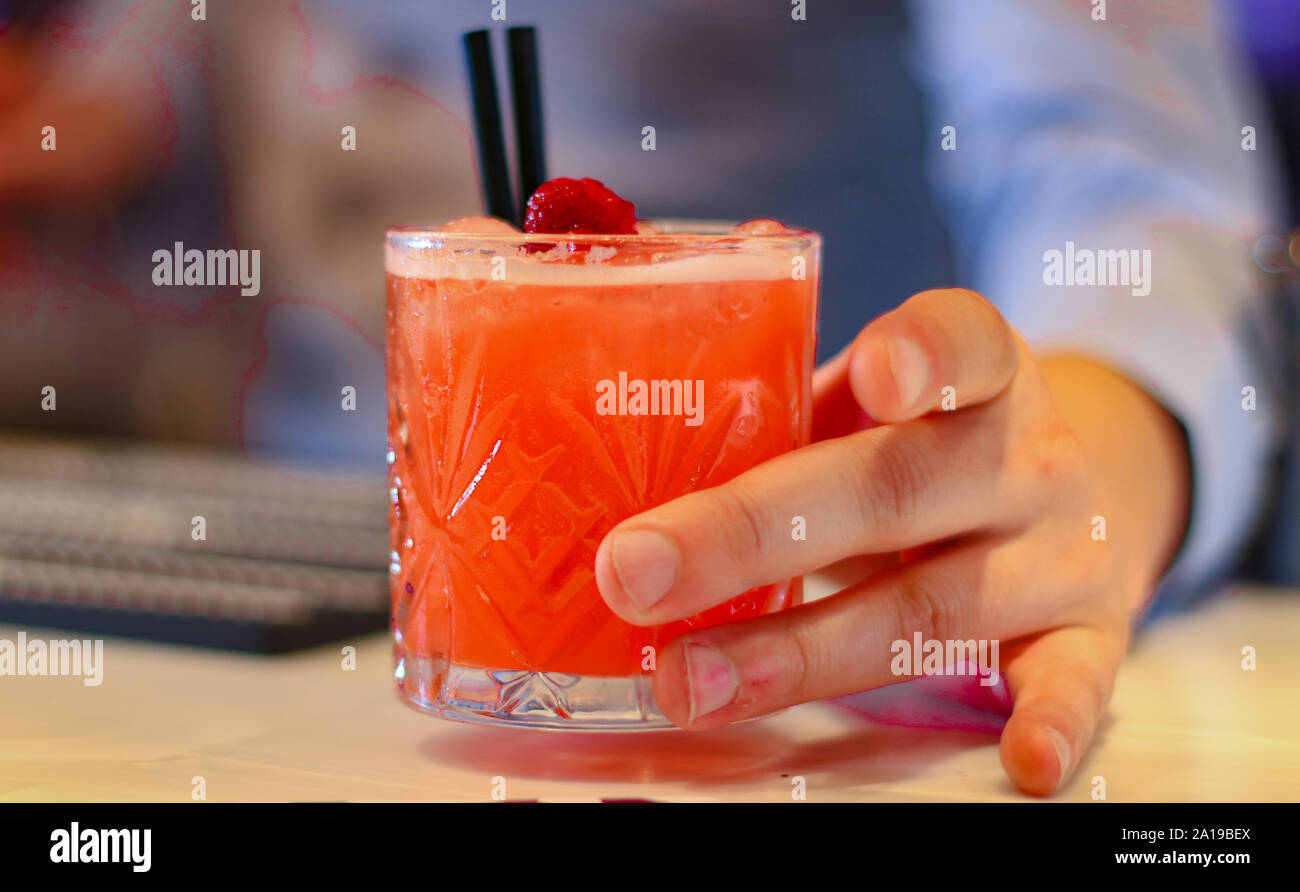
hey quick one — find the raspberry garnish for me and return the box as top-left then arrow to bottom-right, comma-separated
523,177 -> 638,235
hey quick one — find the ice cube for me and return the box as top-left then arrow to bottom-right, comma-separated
731,218 -> 793,235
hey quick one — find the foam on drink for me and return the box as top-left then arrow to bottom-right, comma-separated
385,217 -> 810,285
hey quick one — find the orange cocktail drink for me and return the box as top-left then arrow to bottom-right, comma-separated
386,221 -> 819,728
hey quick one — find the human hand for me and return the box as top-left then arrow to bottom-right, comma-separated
595,288 -> 1190,795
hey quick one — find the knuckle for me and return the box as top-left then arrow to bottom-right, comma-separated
852,432 -> 930,537
1019,421 -> 1091,508
781,627 -> 815,702
711,483 -> 768,565
890,576 -> 964,644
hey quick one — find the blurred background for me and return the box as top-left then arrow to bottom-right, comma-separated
0,0 -> 958,463
0,0 -> 1295,648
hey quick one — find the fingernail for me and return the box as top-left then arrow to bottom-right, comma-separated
685,642 -> 739,721
610,529 -> 678,612
886,336 -> 928,411
1045,727 -> 1073,791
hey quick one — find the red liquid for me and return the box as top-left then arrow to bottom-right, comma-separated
387,268 -> 816,676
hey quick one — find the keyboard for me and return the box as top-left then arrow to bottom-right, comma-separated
0,434 -> 390,653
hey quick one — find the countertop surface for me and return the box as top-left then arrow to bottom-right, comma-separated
2,582 -> 1297,802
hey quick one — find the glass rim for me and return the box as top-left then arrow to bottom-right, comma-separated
385,218 -> 820,252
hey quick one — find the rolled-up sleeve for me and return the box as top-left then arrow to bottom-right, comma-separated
909,0 -> 1287,614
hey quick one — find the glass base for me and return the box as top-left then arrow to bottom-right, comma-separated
396,654 -> 675,731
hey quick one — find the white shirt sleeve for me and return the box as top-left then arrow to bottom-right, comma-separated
909,0 -> 1287,613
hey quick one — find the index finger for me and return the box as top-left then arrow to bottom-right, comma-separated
594,403 -> 1028,625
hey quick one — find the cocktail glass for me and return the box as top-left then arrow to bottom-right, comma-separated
385,221 -> 819,729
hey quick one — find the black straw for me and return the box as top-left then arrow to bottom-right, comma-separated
508,26 -> 547,223
463,30 -> 515,223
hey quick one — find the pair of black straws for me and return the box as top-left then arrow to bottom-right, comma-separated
463,27 -> 547,228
